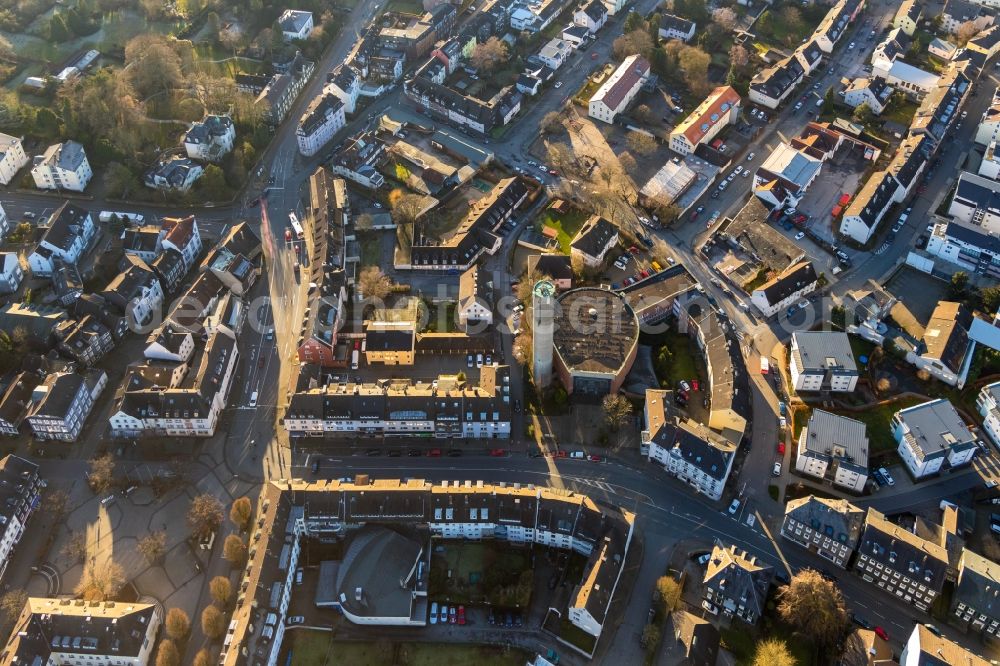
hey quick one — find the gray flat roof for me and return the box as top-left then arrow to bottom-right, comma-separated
792,331 -> 858,373
802,409 -> 869,467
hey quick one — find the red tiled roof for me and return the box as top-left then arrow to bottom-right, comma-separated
162,215 -> 196,250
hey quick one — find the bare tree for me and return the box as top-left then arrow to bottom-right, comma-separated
136,531 -> 167,565
546,141 -> 576,174
540,111 -> 563,135
87,453 -> 115,494
655,575 -> 681,612
229,497 -> 252,531
75,560 -> 126,601
209,576 -> 232,608
729,43 -> 749,69
712,7 -> 738,30
677,45 -> 711,96
124,35 -> 183,99
955,20 -> 981,45
47,489 -> 70,523
626,131 -> 658,156
0,589 -> 26,630
201,605 -> 226,640
618,151 -> 639,177
777,569 -> 848,647
469,37 -> 509,73
187,494 -> 224,540
390,193 -> 426,224
61,531 -> 88,564
165,607 -> 191,641
602,393 -> 633,430
642,623 -> 661,650
633,104 -> 653,122
358,266 -> 392,301
613,30 -> 654,60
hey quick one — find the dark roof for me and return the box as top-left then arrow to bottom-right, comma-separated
846,171 -> 898,228
703,545 -> 773,620
784,495 -> 865,549
527,253 -> 573,281
669,611 -> 720,666
750,56 -> 803,100
0,374 -> 41,430
798,40 -> 823,66
581,0 -> 607,21
41,202 -> 90,252
956,549 -> 1000,621
298,92 -> 344,137
121,225 -> 162,255
648,417 -> 735,481
364,325 -> 415,352
570,215 -> 618,258
659,12 -> 693,34
858,508 -> 949,590
757,261 -> 818,305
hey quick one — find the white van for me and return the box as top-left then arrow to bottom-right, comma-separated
570,451 -> 585,459
249,391 -> 258,408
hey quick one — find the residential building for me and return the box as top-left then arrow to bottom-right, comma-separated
929,37 -> 959,60
969,25 -> 1000,59
854,508 -> 949,611
702,545 -> 773,624
121,225 -> 164,264
881,60 -> 940,98
0,253 -> 22,295
569,215 -> 618,268
752,141 -> 824,207
811,0 -> 865,53
893,398 -> 977,479
364,320 -> 417,365
953,548 -> 1000,639
0,374 -> 41,436
908,63 -> 970,147
26,203 -> 96,277
144,157 -> 204,192
658,13 -> 695,42
871,27 -> 911,72
328,66 -> 361,114
942,0 -> 993,35
404,76 -> 521,135
538,38 -> 572,70
296,90 -> 346,156
184,115 -> 235,162
160,215 -> 203,273
794,40 -> 825,75
668,86 -> 741,155
0,455 -> 40,580
893,0 -> 921,35
217,480 -> 634,666
54,315 -> 114,367
0,134 -> 28,185
900,621 -> 990,665
151,248 -> 187,294
108,326 -> 239,439
284,368 -> 512,439
588,54 -> 650,124
101,255 -> 164,328
574,0 -> 607,34
748,55 -> 804,109
789,331 -> 859,392
796,410 -> 869,492
329,131 -> 387,189
25,370 -> 107,442
842,75 -> 893,115
666,611 -> 719,666
457,264 -> 493,332
781,496 -> 864,568
279,9 -> 314,40
30,140 -> 92,191
404,178 -> 528,270
750,261 -> 818,317
0,597 -> 161,666
840,171 -> 900,244
978,381 -> 1000,449
642,392 -> 736,501
908,301 -> 974,387
527,254 -> 573,290
980,141 -> 1000,180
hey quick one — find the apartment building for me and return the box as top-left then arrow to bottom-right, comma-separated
0,455 -> 40,580
30,140 -> 92,191
25,370 -> 107,442
893,399 -> 977,479
789,331 -> 859,392
183,115 -> 235,162
796,410 -> 869,492
781,496 -> 864,568
588,54 -> 649,124
27,203 -> 96,277
296,90 -> 346,156
952,548 -> 1000,639
703,545 -> 773,625
750,261 -> 818,317
978,381 -> 1000,449
0,134 -> 28,185
668,86 -> 741,156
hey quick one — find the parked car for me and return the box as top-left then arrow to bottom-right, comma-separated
287,615 -> 305,626
449,606 -> 457,624
772,461 -> 782,476
457,606 -> 466,625
430,603 -> 438,625
794,231 -> 805,240
728,499 -> 741,515
850,613 -> 872,629
874,626 -> 889,641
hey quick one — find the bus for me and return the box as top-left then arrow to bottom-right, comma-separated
289,212 -> 304,240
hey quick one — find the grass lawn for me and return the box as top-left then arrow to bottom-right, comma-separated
720,627 -> 755,663
357,232 -> 382,267
535,208 -> 589,255
424,302 -> 457,332
559,617 -> 598,654
287,634 -> 529,666
832,396 -> 924,453
743,267 -> 770,293
848,334 -> 876,365
430,542 -> 532,606
385,0 -> 424,12
653,329 -> 702,388
882,98 -> 920,129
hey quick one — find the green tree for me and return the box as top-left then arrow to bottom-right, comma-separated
197,165 -> 228,200
270,20 -> 285,55
623,10 -> 645,33
613,29 -> 654,60
103,162 -> 139,199
33,108 -> 60,138
948,271 -> 970,300
49,13 -> 70,41
981,285 -> 1000,314
852,102 -> 875,125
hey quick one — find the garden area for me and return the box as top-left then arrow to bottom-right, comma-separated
286,632 -> 529,666
534,206 -> 589,255
428,542 -> 533,607
647,325 -> 703,390
752,1 -> 829,50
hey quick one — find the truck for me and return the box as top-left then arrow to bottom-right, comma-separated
99,211 -> 144,224
760,358 -> 769,375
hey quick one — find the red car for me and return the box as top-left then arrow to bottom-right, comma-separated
548,169 -> 558,176
640,270 -> 650,279
294,243 -> 301,254
428,449 -> 442,457
591,52 -> 598,59
457,606 -> 466,625
777,443 -> 786,455
284,229 -> 292,242
555,450 -> 567,458
690,210 -> 700,221
793,213 -> 808,224
588,455 -> 603,462
691,380 -> 699,391
874,626 -> 889,641
489,448 -> 506,457
628,246 -> 640,255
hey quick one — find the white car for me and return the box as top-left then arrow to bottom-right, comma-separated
727,172 -> 737,182
794,231 -> 805,240
734,166 -> 743,175
772,462 -> 782,476
702,600 -> 719,615
746,152 -> 756,161
794,101 -> 803,110
728,499 -> 741,515
848,41 -> 855,49
287,616 -> 305,626
430,603 -> 438,625
554,81 -> 563,89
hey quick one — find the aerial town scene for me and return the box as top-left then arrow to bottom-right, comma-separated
2,0 -> 1000,664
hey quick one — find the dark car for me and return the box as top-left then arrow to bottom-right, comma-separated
548,574 -> 558,590
850,613 -> 872,629
366,449 -> 381,456
258,356 -> 265,369
504,612 -> 513,627
407,449 -> 422,457
488,608 -> 495,625
311,459 -> 320,474
387,449 -> 401,457
447,449 -> 463,457
775,571 -> 790,585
